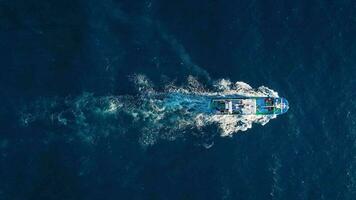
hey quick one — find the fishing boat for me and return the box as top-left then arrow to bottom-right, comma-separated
210,97 -> 289,115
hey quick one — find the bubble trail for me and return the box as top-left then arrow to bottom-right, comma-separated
20,75 -> 280,146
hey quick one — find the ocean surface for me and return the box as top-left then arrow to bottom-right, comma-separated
1,0 -> 356,199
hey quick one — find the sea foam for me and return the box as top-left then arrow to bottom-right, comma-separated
20,74 -> 279,147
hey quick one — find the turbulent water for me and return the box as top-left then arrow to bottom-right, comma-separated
20,75 -> 279,147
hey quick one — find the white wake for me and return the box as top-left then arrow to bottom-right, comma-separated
20,75 -> 279,146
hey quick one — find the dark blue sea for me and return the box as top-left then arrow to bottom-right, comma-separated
1,0 -> 356,199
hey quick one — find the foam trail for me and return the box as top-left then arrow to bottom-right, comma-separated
20,75 -> 279,146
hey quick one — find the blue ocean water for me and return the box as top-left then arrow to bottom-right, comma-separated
1,0 -> 356,199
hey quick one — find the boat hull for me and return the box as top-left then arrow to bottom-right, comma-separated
210,97 -> 289,115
